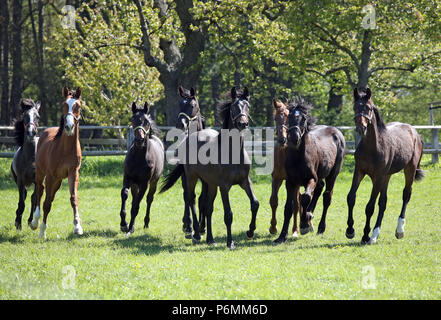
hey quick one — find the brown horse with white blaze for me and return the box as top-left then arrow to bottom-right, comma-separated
30,87 -> 84,238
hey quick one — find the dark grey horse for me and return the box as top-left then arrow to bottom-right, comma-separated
161,87 -> 259,250
274,97 -> 346,244
176,86 -> 209,238
11,99 -> 41,230
119,102 -> 164,234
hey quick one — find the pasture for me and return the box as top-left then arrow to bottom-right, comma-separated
0,155 -> 440,299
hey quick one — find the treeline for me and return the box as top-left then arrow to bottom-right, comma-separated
0,0 -> 440,129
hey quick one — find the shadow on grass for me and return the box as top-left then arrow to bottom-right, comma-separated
112,233 -> 177,256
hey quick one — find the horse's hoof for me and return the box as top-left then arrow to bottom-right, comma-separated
120,224 -> 128,233
361,235 -> 370,245
246,230 -> 254,240
292,231 -> 299,239
368,237 -> 377,245
227,241 -> 235,250
300,227 -> 310,235
199,228 -> 206,236
207,240 -> 217,247
345,228 -> 355,239
269,226 -> 277,235
273,236 -> 287,245
30,220 -> 39,230
143,224 -> 149,229
192,236 -> 201,244
74,225 -> 83,235
185,232 -> 193,239
39,222 -> 47,239
395,231 -> 404,239
15,222 -> 22,231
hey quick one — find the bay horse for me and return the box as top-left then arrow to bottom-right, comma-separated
11,99 -> 41,230
346,88 -> 425,244
269,99 -> 299,238
176,86 -> 208,238
30,87 -> 84,238
274,96 -> 346,244
119,102 -> 164,234
161,87 -> 259,250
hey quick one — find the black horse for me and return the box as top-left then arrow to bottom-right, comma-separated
11,99 -> 41,230
274,97 -> 346,244
119,102 -> 164,234
346,88 -> 424,244
176,86 -> 209,238
161,87 -> 259,250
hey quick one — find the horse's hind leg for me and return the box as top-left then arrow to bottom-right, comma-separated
186,173 -> 201,243
204,185 -> 218,246
28,185 -> 37,227
368,175 -> 391,244
269,176 -> 283,234
144,180 -> 158,229
361,179 -> 382,244
15,180 -> 27,230
181,172 -> 192,238
198,180 -> 208,235
306,179 -> 324,233
300,179 -> 317,235
396,166 -> 416,239
128,183 -> 147,234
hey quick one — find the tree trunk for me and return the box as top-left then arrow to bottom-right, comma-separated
327,85 -> 343,113
0,0 -> 10,125
9,0 -> 23,123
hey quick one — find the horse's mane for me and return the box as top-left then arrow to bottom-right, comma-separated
55,115 -> 64,139
287,95 -> 317,131
13,119 -> 25,146
372,106 -> 386,131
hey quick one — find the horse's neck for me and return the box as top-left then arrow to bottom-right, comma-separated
361,119 -> 382,151
21,139 -> 37,161
61,127 -> 81,155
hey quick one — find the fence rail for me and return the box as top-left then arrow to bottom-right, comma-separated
1,125 -> 440,163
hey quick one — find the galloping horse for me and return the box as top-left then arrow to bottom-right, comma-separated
346,88 -> 424,244
274,97 -> 346,244
11,99 -> 41,230
269,99 -> 299,237
161,87 -> 259,250
30,87 -> 84,238
176,86 -> 208,238
119,102 -> 164,234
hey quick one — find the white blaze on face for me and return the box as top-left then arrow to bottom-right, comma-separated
65,98 -> 77,129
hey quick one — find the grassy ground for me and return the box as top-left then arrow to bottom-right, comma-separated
0,155 -> 440,299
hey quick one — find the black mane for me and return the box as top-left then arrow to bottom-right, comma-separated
13,119 -> 25,146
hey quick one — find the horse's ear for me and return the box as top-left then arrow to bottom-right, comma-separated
178,85 -> 185,97
143,102 -> 150,114
365,87 -> 371,100
35,101 -> 41,111
242,87 -> 250,100
273,99 -> 279,109
131,102 -> 137,114
190,87 -> 196,98
231,87 -> 237,100
353,88 -> 360,100
63,86 -> 69,98
74,87 -> 82,99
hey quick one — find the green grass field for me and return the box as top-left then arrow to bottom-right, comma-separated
0,155 -> 440,299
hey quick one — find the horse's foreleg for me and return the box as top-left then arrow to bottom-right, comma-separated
269,176 -> 283,235
220,185 -> 234,250
369,175 -> 391,244
120,176 -> 131,233
362,180 -> 382,244
40,176 -> 62,239
68,169 -> 83,236
240,176 -> 259,240
128,184 -> 146,234
30,168 -> 45,230
346,168 -> 365,239
15,180 -> 27,230
181,173 -> 192,238
144,180 -> 158,229
28,185 -> 37,227
300,179 -> 316,235
274,182 -> 298,244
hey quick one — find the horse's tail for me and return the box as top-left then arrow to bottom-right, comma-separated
415,168 -> 425,182
159,164 -> 184,193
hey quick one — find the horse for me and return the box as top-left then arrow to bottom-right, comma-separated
11,99 -> 41,230
30,87 -> 84,238
176,86 -> 209,238
119,102 -> 164,234
269,99 -> 299,238
160,87 -> 259,250
346,88 -> 425,244
274,96 -> 346,244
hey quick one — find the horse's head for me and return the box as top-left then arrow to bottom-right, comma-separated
229,86 -> 250,131
21,99 -> 40,141
287,96 -> 315,148
273,99 -> 289,147
353,87 -> 375,136
131,102 -> 153,148
177,86 -> 200,131
62,86 -> 82,136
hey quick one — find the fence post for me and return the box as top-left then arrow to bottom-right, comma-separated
127,127 -> 134,151
432,127 -> 439,164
